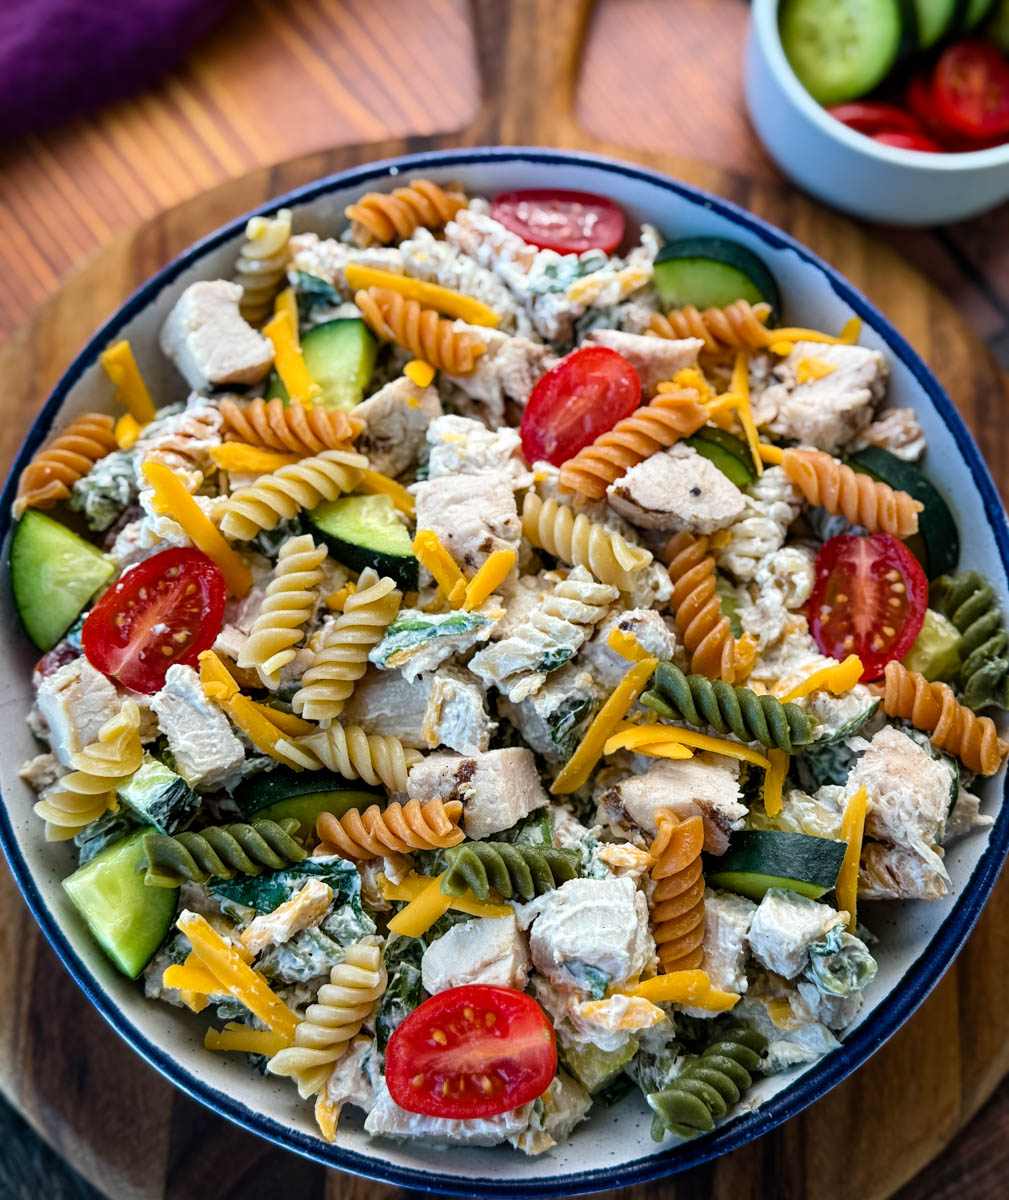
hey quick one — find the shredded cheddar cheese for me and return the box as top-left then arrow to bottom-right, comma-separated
627,969 -> 740,1012
114,412 -> 143,451
386,874 -> 454,937
326,582 -> 357,611
273,287 -> 299,340
729,352 -> 763,478
837,785 -> 867,933
606,626 -> 651,662
413,529 -> 466,601
359,468 -> 416,516
603,723 -> 694,760
796,355 -> 836,383
198,651 -> 307,766
767,317 -> 861,350
205,1023 -> 291,1057
764,748 -> 789,818
404,359 -> 437,388
100,339 -> 157,423
463,549 -> 516,611
607,724 -> 771,769
758,443 -> 784,465
667,368 -> 713,403
778,654 -> 863,702
210,443 -> 301,474
343,264 -> 500,328
576,995 -> 666,1031
263,309 -> 320,406
381,872 -> 512,920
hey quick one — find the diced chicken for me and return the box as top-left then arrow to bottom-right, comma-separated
945,789 -> 992,841
509,1072 -> 591,1156
701,890 -> 757,995
606,443 -> 746,534
159,280 -> 273,393
795,979 -> 864,1032
426,415 -> 533,487
150,664 -> 246,792
579,610 -> 680,692
598,755 -> 746,854
859,842 -> 949,901
747,889 -> 845,979
35,657 -> 121,766
364,1077 -> 534,1144
413,472 -> 520,570
849,406 -> 926,462
421,664 -> 496,755
421,915 -> 530,993
323,1034 -> 376,1118
584,329 -> 703,395
240,879 -> 333,955
751,341 -> 887,454
498,665 -> 602,764
518,875 -> 653,990
353,376 -> 442,479
445,326 -> 555,425
18,753 -> 65,794
406,747 -> 548,839
288,232 -> 404,295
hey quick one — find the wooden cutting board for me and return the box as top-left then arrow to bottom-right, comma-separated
1,2 -> 1009,1197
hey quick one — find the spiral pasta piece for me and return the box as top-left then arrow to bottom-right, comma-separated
647,1024 -> 767,1140
220,396 -> 362,456
213,449 -> 368,540
267,939 -> 387,1098
781,448 -> 921,538
139,404 -> 223,483
317,797 -> 464,865
345,179 -> 466,246
239,535 -> 328,688
141,818 -> 306,887
648,300 -> 773,355
292,569 -> 402,722
649,810 -> 706,973
932,571 -> 1009,711
439,842 -> 579,902
354,287 -> 486,376
234,208 -> 292,324
33,701 -> 143,841
521,493 -> 652,592
558,388 -> 709,501
665,531 -> 741,683
641,661 -> 815,752
880,661 -> 1008,776
13,412 -> 117,518
275,725 -> 422,792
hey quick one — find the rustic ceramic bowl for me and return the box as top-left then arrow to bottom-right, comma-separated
1,148 -> 1007,1196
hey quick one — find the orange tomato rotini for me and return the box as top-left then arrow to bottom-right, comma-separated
354,287 -> 486,376
781,448 -> 922,539
220,396 -> 362,456
13,413 -> 117,518
649,809 -> 706,973
344,179 -> 466,246
665,530 -> 741,683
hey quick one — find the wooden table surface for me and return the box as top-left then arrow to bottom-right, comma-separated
1,2 -> 1009,1198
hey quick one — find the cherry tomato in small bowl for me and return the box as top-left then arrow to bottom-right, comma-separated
520,345 -> 641,466
385,985 -> 557,1119
809,533 -> 928,682
491,189 -> 626,254
82,547 -> 227,694
872,131 -> 943,152
932,41 -> 1009,141
827,102 -> 925,138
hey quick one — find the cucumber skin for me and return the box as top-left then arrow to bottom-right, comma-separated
653,237 -> 782,323
710,829 -> 846,901
708,870 -> 830,903
683,431 -> 756,488
307,496 -> 418,590
266,319 -> 376,411
236,767 -> 379,839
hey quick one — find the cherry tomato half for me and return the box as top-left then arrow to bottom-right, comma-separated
933,41 -> 1009,140
491,189 -> 626,254
828,102 -> 924,137
809,533 -> 928,682
385,985 -> 557,1119
872,130 -> 943,152
82,547 -> 227,694
520,346 -> 641,466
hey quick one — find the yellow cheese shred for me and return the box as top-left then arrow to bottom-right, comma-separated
386,874 -> 454,937
702,393 -> 738,431
758,443 -> 784,465
837,785 -> 867,933
606,723 -> 771,769
252,703 -> 314,738
205,1023 -> 291,1057
413,529 -> 467,601
404,359 -> 437,388
198,651 -> 307,766
764,748 -> 789,818
577,995 -> 666,1031
381,872 -> 512,919
778,654 -> 864,703
343,263 -> 500,328
359,468 -> 416,516
628,969 -> 740,1012
796,355 -> 836,384
100,339 -> 157,423
210,443 -> 301,474
729,351 -> 763,478
326,582 -> 357,611
606,626 -> 651,662
162,961 -> 221,995
463,549 -> 516,611
552,657 -> 659,795
142,461 -> 253,597
603,723 -> 694,760
263,309 -> 321,406
114,412 -> 144,451
273,287 -> 299,341
315,1091 -> 342,1143
767,316 -> 861,349
667,368 -> 714,403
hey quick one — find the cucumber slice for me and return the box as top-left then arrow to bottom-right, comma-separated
10,510 -> 115,650
779,0 -> 905,105
903,607 -> 962,681
683,428 -> 756,488
707,830 -> 846,902
62,830 -> 178,978
653,238 -> 781,323
985,0 -> 1009,49
235,767 -> 378,840
915,0 -> 965,44
307,493 -> 418,589
963,0 -> 996,27
847,447 -> 959,578
266,319 -> 376,411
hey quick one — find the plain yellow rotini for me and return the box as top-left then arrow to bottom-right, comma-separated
316,797 -> 464,863
354,287 -> 486,376
665,530 -> 741,683
558,388 -> 709,501
237,534 -> 328,688
220,396 -> 362,456
648,300 -> 773,354
274,725 -> 422,793
234,208 -> 293,324
13,413 -> 117,518
650,810 -> 706,973
520,492 -> 652,592
292,568 -> 402,723
267,939 -> 387,1099
781,448 -> 922,539
213,449 -> 368,541
345,179 -> 465,246
33,701 -> 143,841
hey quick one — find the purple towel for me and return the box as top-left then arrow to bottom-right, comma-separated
0,0 -> 236,141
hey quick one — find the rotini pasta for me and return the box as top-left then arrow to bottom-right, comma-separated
292,568 -> 402,722
557,388 -> 709,501
354,287 -> 486,376
665,530 -> 743,683
648,300 -> 773,355
238,535 -> 328,688
142,818 -> 306,887
139,404 -> 224,484
219,396 -> 362,456
213,448 -> 368,540
345,179 -> 466,247
13,413 -> 117,518
274,725 -> 422,793
932,571 -> 1009,711
316,797 -> 464,863
649,810 -> 706,973
234,208 -> 292,324
439,841 -> 579,902
781,448 -> 922,538
521,493 -> 653,592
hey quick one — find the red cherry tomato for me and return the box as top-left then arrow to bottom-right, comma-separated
520,346 -> 641,466
385,985 -> 557,1119
872,130 -> 943,152
933,41 -> 1009,140
809,534 -> 928,682
491,189 -> 626,254
82,547 -> 227,694
827,102 -> 924,137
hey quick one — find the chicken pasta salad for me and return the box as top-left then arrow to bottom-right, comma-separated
9,180 -> 1007,1153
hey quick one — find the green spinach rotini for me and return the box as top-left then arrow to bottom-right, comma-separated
142,818 -> 307,887
439,842 -> 580,902
932,571 -> 1009,711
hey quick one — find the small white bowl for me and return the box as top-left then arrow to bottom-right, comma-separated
745,0 -> 1009,225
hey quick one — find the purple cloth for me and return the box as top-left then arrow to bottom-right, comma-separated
0,0 -> 236,141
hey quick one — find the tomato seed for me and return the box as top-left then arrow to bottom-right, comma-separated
412,1074 -> 424,1087
431,1029 -> 447,1045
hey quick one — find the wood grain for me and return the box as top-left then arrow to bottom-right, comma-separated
1,1 -> 1009,1198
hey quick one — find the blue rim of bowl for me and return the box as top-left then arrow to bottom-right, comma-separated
1,146 -> 1008,1197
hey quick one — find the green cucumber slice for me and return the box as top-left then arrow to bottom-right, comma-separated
985,0 -> 1009,48
915,0 -> 965,44
307,493 -> 417,589
235,767 -> 378,840
683,428 -> 756,488
963,0 -> 996,27
779,0 -> 905,104
653,237 -> 781,322
10,509 -> 115,650
266,319 -> 376,411
902,607 -> 962,681
707,830 -> 846,901
62,831 -> 178,978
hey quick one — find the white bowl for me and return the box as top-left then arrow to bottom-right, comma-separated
1,147 -> 1008,1196
745,0 -> 1009,225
